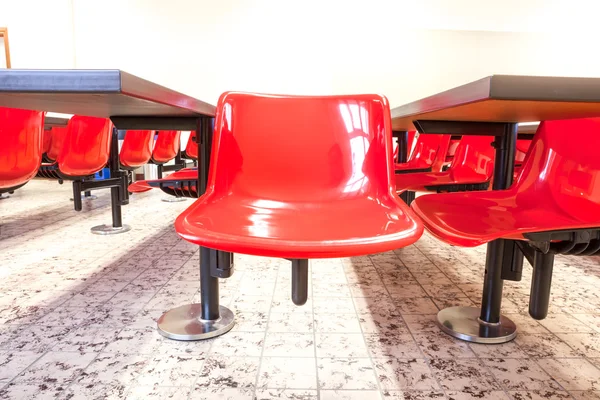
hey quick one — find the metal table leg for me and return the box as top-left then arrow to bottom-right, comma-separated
436,123 -> 518,344
156,117 -> 235,340
91,127 -> 131,235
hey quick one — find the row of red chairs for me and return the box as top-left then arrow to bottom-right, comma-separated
0,107 -> 194,195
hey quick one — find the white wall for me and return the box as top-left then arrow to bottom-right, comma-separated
3,0 -> 600,106
0,0 -> 75,68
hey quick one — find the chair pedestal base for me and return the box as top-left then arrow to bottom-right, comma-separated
437,306 -> 517,344
161,196 -> 187,203
90,224 -> 132,235
70,194 -> 98,201
0,194 -> 9,200
157,304 -> 235,341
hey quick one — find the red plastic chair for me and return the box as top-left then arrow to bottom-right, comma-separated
42,129 -> 52,155
412,119 -> 600,247
411,118 -> 600,320
176,92 -> 423,258
395,134 -> 451,173
183,131 -> 198,160
152,130 -> 181,164
513,138 -> 532,178
395,135 -> 495,193
0,107 -> 45,193
445,137 -> 461,164
45,126 -> 68,162
157,93 -> 423,341
57,116 -> 113,178
120,130 -> 154,170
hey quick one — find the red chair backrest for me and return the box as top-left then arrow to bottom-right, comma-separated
445,138 -> 461,162
152,130 -> 181,163
515,139 -> 532,164
58,116 -> 113,177
42,129 -> 52,154
120,130 -> 154,169
402,134 -> 451,171
207,92 -> 396,203
45,126 -> 69,161
514,119 -> 600,222
446,136 -> 495,182
0,107 -> 45,189
185,131 -> 198,159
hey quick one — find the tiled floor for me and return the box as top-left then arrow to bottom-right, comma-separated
1,180 -> 600,400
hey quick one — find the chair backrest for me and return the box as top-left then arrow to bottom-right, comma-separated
514,118 -> 600,221
46,126 -> 69,161
208,92 -> 396,203
152,130 -> 181,163
445,137 -> 461,162
185,131 -> 198,159
0,107 -> 45,189
42,129 -> 53,155
58,116 -> 113,177
446,135 -> 495,182
401,134 -> 451,171
120,130 -> 154,169
515,139 -> 532,164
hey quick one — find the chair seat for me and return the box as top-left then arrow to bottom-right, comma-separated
411,190 -> 597,247
128,168 -> 197,193
176,195 -> 422,259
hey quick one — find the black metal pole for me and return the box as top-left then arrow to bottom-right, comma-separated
393,130 -> 409,164
479,123 -> 517,324
72,180 -> 83,211
108,127 -> 123,228
197,117 -> 221,320
200,246 -> 220,320
529,251 -> 554,320
291,259 -> 309,306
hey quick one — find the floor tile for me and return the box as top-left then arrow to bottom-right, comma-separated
317,358 -> 378,390
263,333 -> 314,357
14,351 -> 97,384
536,358 -> 600,391
195,355 -> 260,389
482,358 -> 560,391
322,390 -> 383,399
414,332 -> 476,359
126,385 -> 192,399
135,353 -> 206,386
255,388 -> 318,399
365,334 -> 422,359
373,358 -> 439,391
515,333 -> 583,358
77,352 -> 150,386
316,333 -> 369,358
429,358 -> 501,391
258,357 -> 317,389
447,391 -> 510,400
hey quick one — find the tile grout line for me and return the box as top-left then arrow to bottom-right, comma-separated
251,258 -> 280,399
57,240 -> 193,398
380,249 -> 448,398
184,252 -> 247,400
311,261 -> 320,400
343,255 -> 388,398
409,243 -> 512,398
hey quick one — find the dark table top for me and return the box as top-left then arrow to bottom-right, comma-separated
0,69 -> 215,119
391,75 -> 600,131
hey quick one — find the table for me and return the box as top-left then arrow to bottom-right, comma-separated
0,69 -> 230,342
0,69 -> 215,228
391,75 -> 600,343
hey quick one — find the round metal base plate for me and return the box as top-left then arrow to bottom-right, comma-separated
90,224 -> 132,235
437,306 -> 517,344
157,304 -> 235,341
0,194 -> 9,200
70,195 -> 98,201
161,197 -> 187,203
